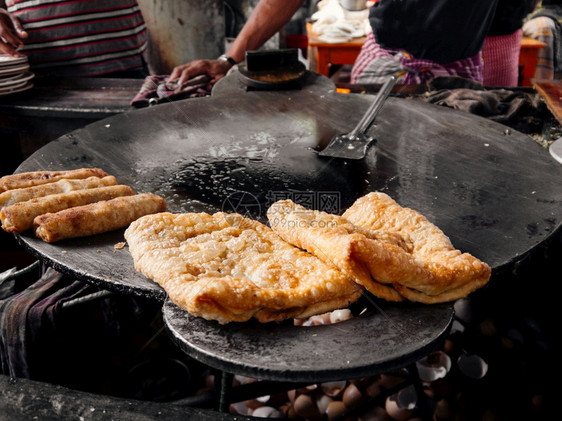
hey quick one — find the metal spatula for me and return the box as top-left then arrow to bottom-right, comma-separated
319,75 -> 397,160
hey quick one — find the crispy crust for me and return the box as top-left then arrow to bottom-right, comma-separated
0,176 -> 118,208
342,192 -> 491,303
0,168 -> 109,192
34,193 -> 166,242
124,212 -> 362,324
267,200 -> 405,302
0,185 -> 134,233
267,194 -> 490,304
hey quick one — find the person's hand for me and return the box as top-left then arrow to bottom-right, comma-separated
0,8 -> 27,57
169,59 -> 233,87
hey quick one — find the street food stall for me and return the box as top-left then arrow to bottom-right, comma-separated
1,1 -> 561,420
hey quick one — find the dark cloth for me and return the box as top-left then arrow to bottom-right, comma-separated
0,268 -> 93,379
369,0 -> 499,64
0,265 -> 167,396
487,0 -> 536,36
421,78 -> 549,134
130,74 -> 211,107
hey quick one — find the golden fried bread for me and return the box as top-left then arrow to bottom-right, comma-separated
124,212 -> 362,324
267,200 -> 405,302
268,194 -> 490,304
342,192 -> 491,303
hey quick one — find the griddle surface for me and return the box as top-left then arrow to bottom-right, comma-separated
13,72 -> 562,383
164,297 -> 453,383
13,72 -> 562,300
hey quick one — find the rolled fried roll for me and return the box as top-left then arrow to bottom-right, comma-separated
0,168 -> 109,192
0,185 -> 134,233
34,193 -> 167,242
0,176 -> 118,209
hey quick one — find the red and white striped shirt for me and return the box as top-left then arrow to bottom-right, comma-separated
7,0 -> 148,76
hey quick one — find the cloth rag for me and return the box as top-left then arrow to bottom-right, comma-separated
0,267 -> 94,379
421,78 -> 549,134
130,74 -> 211,107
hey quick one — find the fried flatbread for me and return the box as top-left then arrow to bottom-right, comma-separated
267,200 -> 405,302
0,176 -> 118,209
342,192 -> 491,303
34,193 -> 166,243
268,194 -> 491,304
0,185 -> 134,233
124,212 -> 362,324
0,168 -> 109,192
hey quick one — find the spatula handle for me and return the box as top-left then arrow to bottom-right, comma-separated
349,75 -> 397,138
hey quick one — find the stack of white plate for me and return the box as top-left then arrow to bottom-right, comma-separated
0,54 -> 34,97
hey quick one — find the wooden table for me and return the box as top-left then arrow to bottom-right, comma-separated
306,21 -> 366,77
519,36 -> 547,87
533,79 -> 562,125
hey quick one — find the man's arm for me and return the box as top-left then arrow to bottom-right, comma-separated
169,0 -> 304,86
0,3 -> 28,57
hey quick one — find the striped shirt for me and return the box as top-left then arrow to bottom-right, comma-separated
6,0 -> 148,76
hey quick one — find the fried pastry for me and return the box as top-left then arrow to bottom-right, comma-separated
0,168 -> 109,192
343,192 -> 491,303
267,200 -> 405,302
124,212 -> 362,324
34,193 -> 166,243
0,185 -> 134,233
268,194 -> 490,304
0,176 -> 118,209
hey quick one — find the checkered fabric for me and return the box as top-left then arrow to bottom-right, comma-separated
523,16 -> 559,79
482,29 -> 523,86
351,32 -> 484,85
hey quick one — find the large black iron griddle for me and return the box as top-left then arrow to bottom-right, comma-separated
164,298 -> 452,383
12,71 -> 562,383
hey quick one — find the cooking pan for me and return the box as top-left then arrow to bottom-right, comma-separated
11,71 -> 562,383
12,71 -> 562,300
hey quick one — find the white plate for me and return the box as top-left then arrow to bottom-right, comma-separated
0,54 -> 28,66
0,63 -> 30,77
0,78 -> 31,92
0,71 -> 34,88
549,137 -> 562,165
0,79 -> 29,92
0,81 -> 33,97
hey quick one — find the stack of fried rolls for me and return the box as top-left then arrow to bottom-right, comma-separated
0,168 -> 166,242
